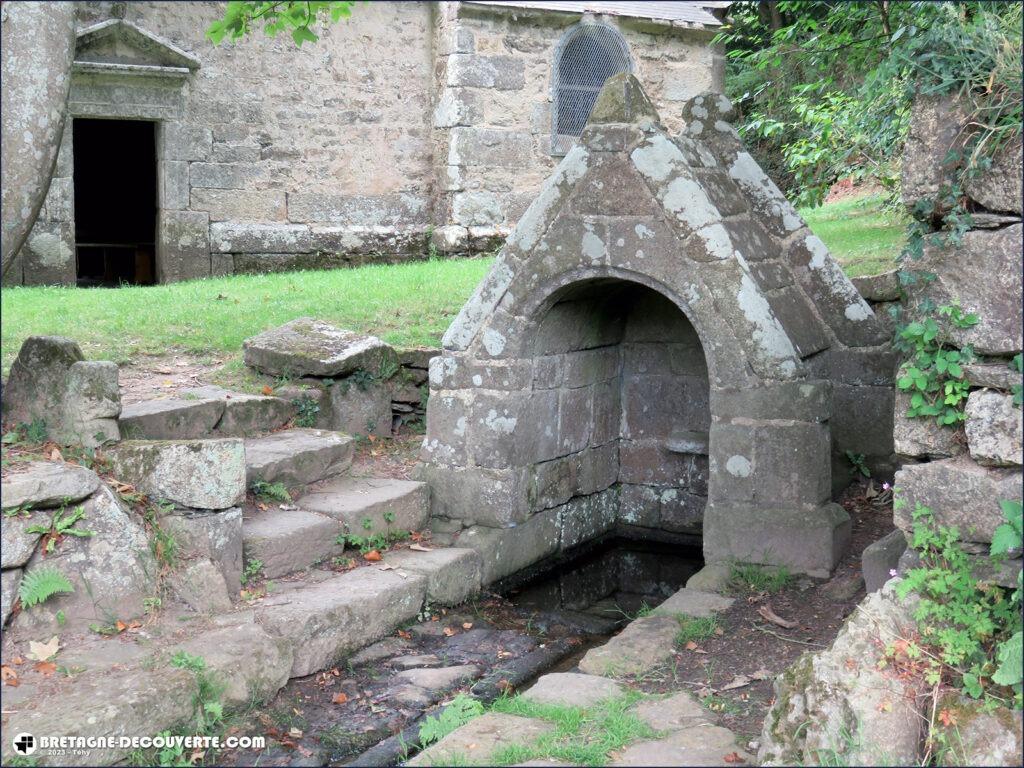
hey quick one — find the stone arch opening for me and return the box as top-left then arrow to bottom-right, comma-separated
530,277 -> 710,539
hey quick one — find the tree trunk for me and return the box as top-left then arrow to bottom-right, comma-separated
1,2 -> 77,279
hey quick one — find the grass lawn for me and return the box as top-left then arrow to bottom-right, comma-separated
1,192 -> 906,374
798,192 -> 907,277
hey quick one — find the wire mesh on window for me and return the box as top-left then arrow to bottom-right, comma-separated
551,23 -> 632,155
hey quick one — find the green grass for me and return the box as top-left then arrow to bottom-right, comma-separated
798,192 -> 907,277
728,563 -> 793,594
1,192 -> 904,374
1,257 -> 492,374
674,615 -> 720,645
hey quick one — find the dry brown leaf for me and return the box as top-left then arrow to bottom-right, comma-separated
685,640 -> 699,651
261,385 -> 274,396
33,661 -> 57,677
332,692 -> 349,705
1,665 -> 18,686
10,656 -> 24,665
288,727 -> 303,739
462,622 -> 473,630
364,550 -> 382,562
723,752 -> 746,763
409,543 -> 433,552
938,709 -> 957,728
721,675 -> 751,691
397,629 -> 412,639
50,447 -> 63,462
758,604 -> 798,629
750,668 -> 772,680
442,627 -> 457,637
115,620 -> 127,633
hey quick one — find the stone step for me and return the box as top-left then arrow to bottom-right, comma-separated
242,507 -> 344,579
120,387 -> 295,440
256,565 -> 427,677
296,476 -> 429,536
244,428 -> 354,488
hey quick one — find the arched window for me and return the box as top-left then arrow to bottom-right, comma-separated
551,22 -> 633,155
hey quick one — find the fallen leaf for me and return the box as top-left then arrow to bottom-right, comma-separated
721,675 -> 751,691
750,668 -> 772,680
288,727 -> 303,739
713,626 -> 725,636
28,636 -> 60,662
10,657 -> 23,665
724,751 -> 746,763
332,692 -> 349,705
758,604 -> 798,629
50,447 -> 63,462
877,699 -> 892,713
938,709 -> 957,728
443,627 -> 457,637
33,661 -> 57,677
115,620 -> 127,633
409,543 -> 433,552
397,630 -> 412,640
377,563 -> 395,571
257,502 -> 268,511
364,550 -> 382,562
1,665 -> 18,686
262,385 -> 274,396
462,622 -> 473,630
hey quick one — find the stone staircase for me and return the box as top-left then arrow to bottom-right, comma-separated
116,388 -> 432,586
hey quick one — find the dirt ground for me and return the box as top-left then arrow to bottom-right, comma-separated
629,481 -> 895,747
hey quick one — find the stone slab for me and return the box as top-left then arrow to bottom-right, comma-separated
895,457 -> 1023,543
862,529 -> 907,594
395,664 -> 480,691
297,476 -> 428,536
578,615 -> 679,678
630,691 -> 717,732
382,547 -> 481,605
119,397 -> 224,440
161,508 -> 243,595
611,724 -> 751,766
107,439 -> 246,509
408,713 -> 553,766
0,461 -> 100,510
243,508 -> 344,579
179,386 -> 296,437
244,428 -> 354,488
1,568 -> 20,625
522,672 -> 623,707
256,566 -> 426,677
965,390 -> 1022,467
652,588 -> 734,618
243,318 -> 398,378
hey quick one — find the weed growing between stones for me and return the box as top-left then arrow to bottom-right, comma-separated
291,395 -> 320,428
242,557 -> 265,587
17,565 -> 74,608
728,564 -> 794,594
24,501 -> 95,553
845,451 -> 871,478
250,480 -> 291,503
337,528 -> 411,555
675,616 -> 720,646
418,694 -> 486,747
893,498 -> 1022,707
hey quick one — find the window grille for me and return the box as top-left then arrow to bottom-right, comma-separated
551,22 -> 632,155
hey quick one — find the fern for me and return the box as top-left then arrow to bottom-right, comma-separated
18,566 -> 74,608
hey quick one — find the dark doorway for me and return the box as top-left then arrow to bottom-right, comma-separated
73,119 -> 157,286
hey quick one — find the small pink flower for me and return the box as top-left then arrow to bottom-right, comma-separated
889,568 -> 898,577
882,482 -> 891,491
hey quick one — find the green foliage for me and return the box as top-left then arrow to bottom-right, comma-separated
991,500 -> 1023,557
675,615 -> 719,645
846,451 -> 870,478
250,480 -> 291,503
242,557 -> 265,586
716,1 -> 1021,204
17,565 -> 74,608
207,1 -> 357,46
170,651 -> 227,737
418,693 -> 485,746
896,303 -> 978,426
728,563 -> 792,594
338,528 -> 410,554
25,503 -> 94,553
895,502 -> 1022,704
291,395 -> 320,428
